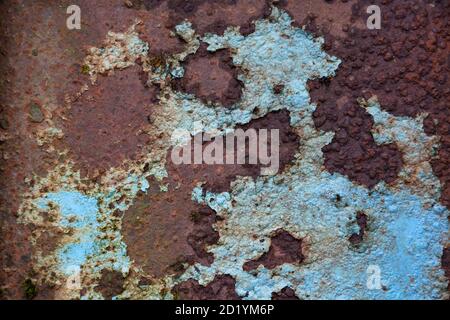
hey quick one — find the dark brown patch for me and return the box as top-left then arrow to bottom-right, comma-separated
95,270 -> 125,299
35,229 -> 65,257
135,2 -> 185,56
172,43 -> 243,107
243,230 -> 304,271
144,0 -> 271,36
442,247 -> 450,293
63,66 -> 159,177
349,211 -> 368,245
123,189 -> 219,278
172,275 -> 241,300
168,110 -> 300,193
305,0 -> 449,200
271,287 -> 300,300
276,0 -> 361,38
310,80 -> 403,189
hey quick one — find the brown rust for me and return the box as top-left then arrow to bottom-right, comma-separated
271,287 -> 300,300
172,43 -> 243,107
134,2 -> 185,56
172,274 -> 241,300
349,211 -> 368,245
303,0 -> 449,201
95,270 -> 126,299
122,110 -> 299,278
243,230 -> 304,271
276,0 -> 362,38
442,247 -> 450,293
167,110 -> 299,193
137,0 -> 271,36
63,66 -> 159,177
313,97 -> 403,188
122,184 -> 220,278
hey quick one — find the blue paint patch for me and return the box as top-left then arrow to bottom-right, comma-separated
38,191 -> 98,229
178,7 -> 448,300
38,191 -> 100,274
37,190 -> 130,276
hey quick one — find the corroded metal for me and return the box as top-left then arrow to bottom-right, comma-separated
0,0 -> 448,300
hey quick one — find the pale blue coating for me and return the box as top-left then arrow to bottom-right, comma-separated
203,7 -> 340,125
169,7 -> 341,136
188,172 -> 448,300
38,190 -> 130,275
179,7 -> 448,300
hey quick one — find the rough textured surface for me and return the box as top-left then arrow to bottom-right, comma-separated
300,0 -> 450,206
64,66 -> 159,176
122,110 -> 299,279
271,287 -> 300,300
96,270 -> 126,299
0,0 -> 449,300
172,275 -> 241,300
243,230 -> 304,271
141,0 -> 272,36
172,43 -> 243,107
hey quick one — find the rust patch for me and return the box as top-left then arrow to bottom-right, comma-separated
139,0 -> 272,36
134,2 -> 185,56
243,230 -> 304,271
167,110 -> 300,193
442,246 -> 450,293
276,0 -> 362,38
67,0 -> 140,48
313,97 -> 403,188
63,66 -> 159,177
122,185 -> 219,278
172,275 -> 241,300
122,110 -> 299,278
172,44 -> 243,107
306,0 -> 449,200
271,287 -> 300,300
349,211 -> 368,245
95,270 -> 125,299
35,228 -> 65,257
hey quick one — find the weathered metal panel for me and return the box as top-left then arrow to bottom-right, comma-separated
0,0 -> 448,300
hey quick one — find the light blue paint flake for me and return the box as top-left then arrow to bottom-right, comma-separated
37,190 -> 130,276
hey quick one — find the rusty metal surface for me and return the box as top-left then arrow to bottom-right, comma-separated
0,0 -> 448,300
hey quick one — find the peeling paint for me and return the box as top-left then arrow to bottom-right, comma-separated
3,2 -> 448,300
